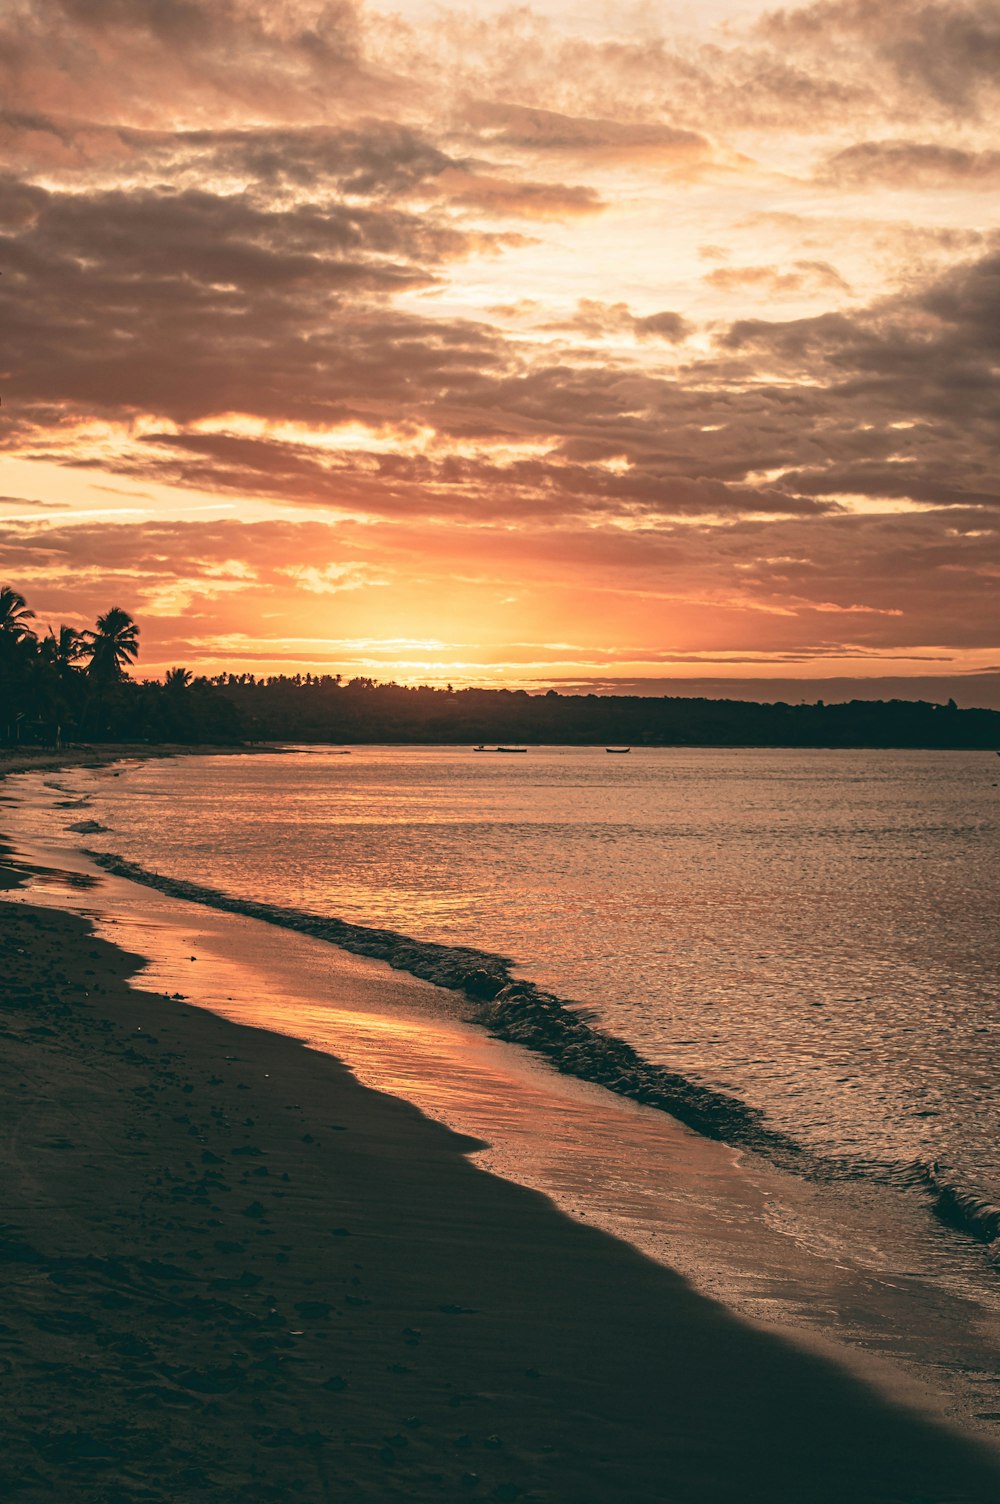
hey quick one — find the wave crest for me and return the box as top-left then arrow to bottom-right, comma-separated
88,850 -> 998,1264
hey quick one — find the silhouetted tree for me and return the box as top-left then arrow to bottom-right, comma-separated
77,607 -> 140,738
83,607 -> 140,684
32,625 -> 86,744
0,586 -> 39,741
40,624 -> 84,679
0,586 -> 36,641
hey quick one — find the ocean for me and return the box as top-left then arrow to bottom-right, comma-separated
6,744 -> 1000,1435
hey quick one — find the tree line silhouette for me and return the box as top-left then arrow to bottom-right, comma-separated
0,586 -> 241,746
3,586 -> 999,750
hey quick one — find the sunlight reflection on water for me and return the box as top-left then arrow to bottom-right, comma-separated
73,746 -> 1000,1204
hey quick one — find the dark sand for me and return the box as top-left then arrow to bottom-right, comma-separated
0,744 -> 271,784
0,746 -> 192,777
3,829 -> 1000,1501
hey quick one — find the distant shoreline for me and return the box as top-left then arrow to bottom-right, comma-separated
3,738 -> 998,776
5,674 -> 999,754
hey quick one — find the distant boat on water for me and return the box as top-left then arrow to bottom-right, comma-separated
606,746 -> 631,754
496,746 -> 528,753
473,744 -> 487,751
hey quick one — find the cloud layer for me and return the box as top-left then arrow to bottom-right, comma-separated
1,0 -> 998,693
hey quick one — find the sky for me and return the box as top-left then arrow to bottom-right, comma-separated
1,0 -> 999,701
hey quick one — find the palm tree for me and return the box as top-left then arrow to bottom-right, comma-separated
0,585 -> 36,642
40,624 -> 84,677
164,666 -> 193,692
33,626 -> 84,746
83,607 -> 140,685
0,587 -> 38,742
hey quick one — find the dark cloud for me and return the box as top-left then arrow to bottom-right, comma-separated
127,120 -> 456,195
540,300 -> 689,342
821,139 -> 1000,186
721,248 -> 1000,425
0,108 -> 603,229
709,251 -> 999,515
462,100 -> 719,168
0,516 -> 342,582
720,311 -> 871,367
721,508 -> 1000,652
760,0 -> 1000,115
0,172 -> 518,427
634,312 -> 690,342
0,0 -> 371,126
431,168 -> 603,219
96,426 -> 832,523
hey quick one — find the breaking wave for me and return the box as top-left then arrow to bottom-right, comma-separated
89,850 -> 999,1264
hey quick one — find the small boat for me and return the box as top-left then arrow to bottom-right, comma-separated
605,746 -> 631,754
473,745 -> 487,751
496,746 -> 528,753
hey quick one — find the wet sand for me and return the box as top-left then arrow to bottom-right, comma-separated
3,836 -> 1000,1500
0,746 -> 208,778
0,743 -> 278,784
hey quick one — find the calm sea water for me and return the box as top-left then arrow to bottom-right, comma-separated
66,745 -> 1000,1216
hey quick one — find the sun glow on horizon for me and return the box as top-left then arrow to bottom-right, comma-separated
0,0 -> 996,698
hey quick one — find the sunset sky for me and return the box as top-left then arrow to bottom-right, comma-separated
2,0 -> 998,699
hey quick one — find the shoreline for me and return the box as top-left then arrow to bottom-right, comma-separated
82,843 -> 1000,1266
0,742 -> 273,782
86,853 -> 797,1163
4,809 -> 1000,1495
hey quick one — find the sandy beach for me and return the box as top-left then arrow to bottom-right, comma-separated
3,770 -> 1000,1501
